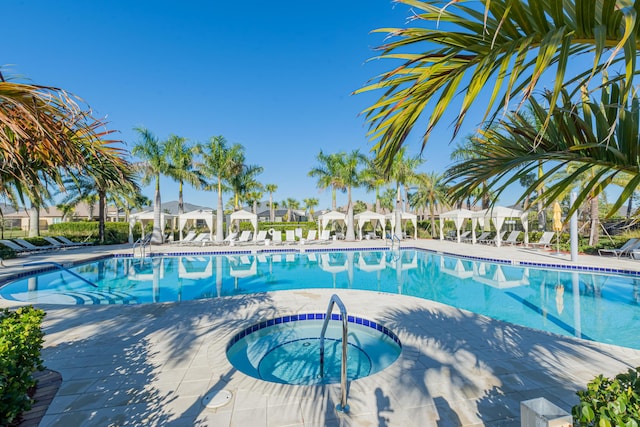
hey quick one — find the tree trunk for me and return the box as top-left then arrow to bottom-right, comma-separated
28,201 -> 39,238
178,181 -> 184,215
269,194 -> 274,222
346,186 -> 355,241
395,183 -> 403,239
589,195 -> 599,246
152,176 -> 163,244
375,188 -> 381,213
216,175 -> 224,242
331,188 -> 337,211
98,190 -> 106,244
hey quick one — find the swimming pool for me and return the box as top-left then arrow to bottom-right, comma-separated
2,249 -> 640,349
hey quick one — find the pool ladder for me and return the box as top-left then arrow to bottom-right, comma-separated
390,234 -> 401,250
133,234 -> 151,258
319,294 -> 349,413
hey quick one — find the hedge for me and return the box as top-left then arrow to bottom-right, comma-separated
0,306 -> 45,425
48,221 -> 131,244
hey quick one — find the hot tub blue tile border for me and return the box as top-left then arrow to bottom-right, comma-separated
227,314 -> 402,351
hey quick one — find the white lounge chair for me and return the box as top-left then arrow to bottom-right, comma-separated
316,230 -> 331,244
13,238 -> 56,252
305,230 -> 317,242
284,230 -> 297,245
599,238 -> 640,257
271,231 -> 283,245
55,236 -> 92,246
176,230 -> 197,245
0,239 -> 33,254
43,236 -> 78,249
530,231 -> 556,249
253,230 -> 268,245
465,232 -> 490,244
235,230 -> 253,245
501,230 -> 521,246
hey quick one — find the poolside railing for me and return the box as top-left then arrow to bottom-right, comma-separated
319,293 -> 349,413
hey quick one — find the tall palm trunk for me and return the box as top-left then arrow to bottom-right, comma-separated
375,188 -> 381,213
269,193 -> 274,222
178,181 -> 184,215
152,176 -> 162,244
589,195 -> 599,246
98,189 -> 106,244
395,183 -> 403,239
331,188 -> 337,211
216,175 -> 224,242
28,201 -> 39,237
346,186 -> 355,241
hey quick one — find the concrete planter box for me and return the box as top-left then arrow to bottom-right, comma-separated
520,398 -> 572,427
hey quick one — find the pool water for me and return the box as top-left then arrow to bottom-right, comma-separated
226,317 -> 402,385
2,250 -> 640,349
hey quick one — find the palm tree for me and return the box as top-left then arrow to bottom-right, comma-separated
362,156 -> 387,213
246,191 -> 263,214
308,151 -> 344,211
229,163 -> 263,209
196,136 -> 244,242
60,153 -> 138,243
447,83 -> 640,240
450,136 -> 493,209
132,127 -> 168,245
0,71 -> 123,209
356,0 -> 640,168
386,148 -> 423,238
410,172 -> 450,238
287,198 -> 301,222
265,184 -> 278,222
303,197 -> 319,221
164,135 -> 205,216
335,150 -> 368,241
379,188 -> 396,213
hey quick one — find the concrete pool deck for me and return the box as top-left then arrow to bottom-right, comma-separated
2,239 -> 640,426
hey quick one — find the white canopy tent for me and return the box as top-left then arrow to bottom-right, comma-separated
353,210 -> 386,240
470,209 -> 488,244
128,210 -> 177,244
385,211 -> 418,239
178,209 -> 215,241
229,209 -> 258,240
319,210 -> 347,235
485,206 -> 529,247
439,209 -> 474,242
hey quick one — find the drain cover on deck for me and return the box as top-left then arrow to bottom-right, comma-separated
202,389 -> 233,409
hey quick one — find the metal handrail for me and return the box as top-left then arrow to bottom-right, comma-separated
133,234 -> 151,258
23,262 -> 97,287
319,294 -> 349,413
391,234 -> 401,250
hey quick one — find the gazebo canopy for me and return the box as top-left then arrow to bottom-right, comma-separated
385,211 -> 418,239
469,206 -> 529,246
229,209 -> 258,240
319,210 -> 347,234
178,209 -> 215,241
353,210 -> 386,240
439,209 -> 474,242
128,210 -> 177,243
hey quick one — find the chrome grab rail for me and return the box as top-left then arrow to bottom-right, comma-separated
133,234 -> 151,258
391,234 -> 401,250
23,261 -> 97,287
319,293 -> 349,413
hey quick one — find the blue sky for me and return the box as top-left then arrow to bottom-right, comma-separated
4,0 -> 511,211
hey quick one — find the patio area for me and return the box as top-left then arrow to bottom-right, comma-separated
2,239 -> 640,426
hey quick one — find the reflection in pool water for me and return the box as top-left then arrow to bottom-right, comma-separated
2,250 -> 640,349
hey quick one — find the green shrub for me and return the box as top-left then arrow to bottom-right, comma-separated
572,367 -> 640,426
0,245 -> 16,260
0,306 -> 46,425
48,221 -> 131,244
